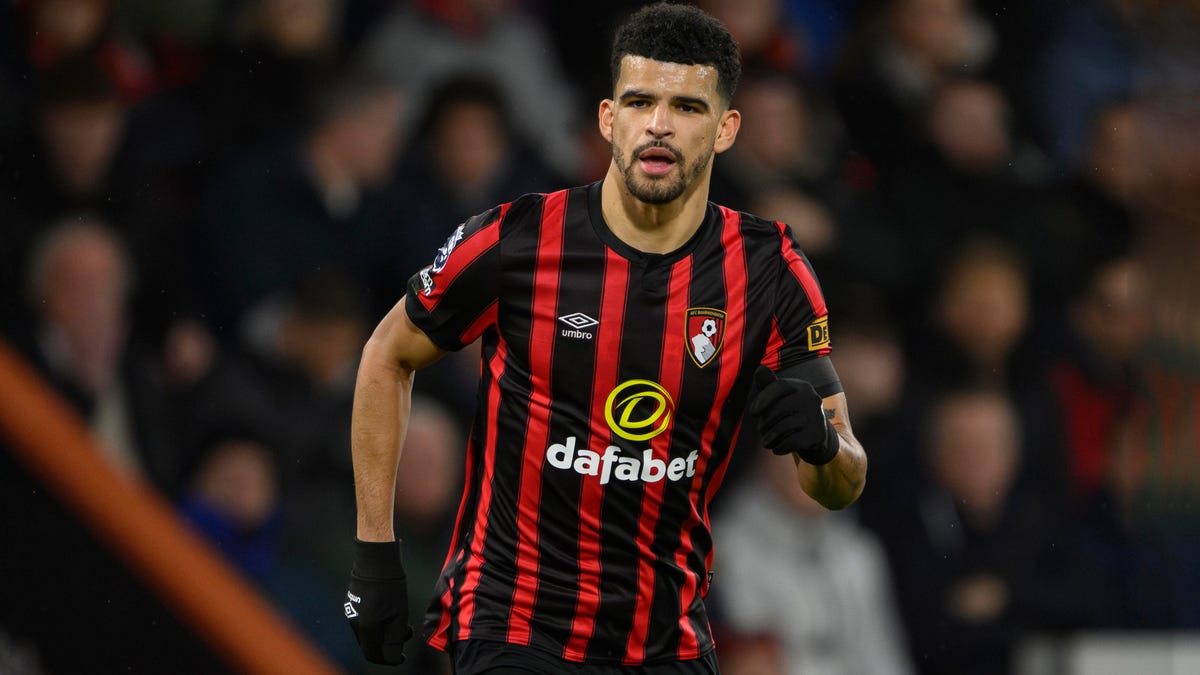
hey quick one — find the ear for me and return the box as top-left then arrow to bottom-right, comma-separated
598,98 -> 614,143
714,108 -> 741,154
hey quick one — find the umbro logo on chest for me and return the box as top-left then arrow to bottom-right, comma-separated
558,312 -> 599,339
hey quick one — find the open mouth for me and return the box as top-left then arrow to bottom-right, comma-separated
637,146 -> 679,176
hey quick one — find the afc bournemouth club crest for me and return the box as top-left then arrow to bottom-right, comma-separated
686,308 -> 726,368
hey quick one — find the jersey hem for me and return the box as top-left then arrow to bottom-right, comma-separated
427,632 -> 715,667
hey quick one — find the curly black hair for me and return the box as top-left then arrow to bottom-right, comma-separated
611,2 -> 742,105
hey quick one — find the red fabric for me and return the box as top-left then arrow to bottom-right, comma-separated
1050,363 -> 1126,497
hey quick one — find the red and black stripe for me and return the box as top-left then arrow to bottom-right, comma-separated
414,183 -> 831,664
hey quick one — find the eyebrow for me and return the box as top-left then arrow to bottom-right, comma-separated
618,89 -> 712,112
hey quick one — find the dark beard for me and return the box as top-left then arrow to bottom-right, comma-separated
613,140 -> 711,205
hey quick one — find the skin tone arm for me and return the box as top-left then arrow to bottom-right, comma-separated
793,391 -> 867,510
352,297 -> 445,542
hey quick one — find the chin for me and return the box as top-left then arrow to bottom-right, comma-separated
626,173 -> 686,204
632,184 -> 686,205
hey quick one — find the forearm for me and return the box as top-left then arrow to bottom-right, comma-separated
351,337 -> 414,542
795,424 -> 867,510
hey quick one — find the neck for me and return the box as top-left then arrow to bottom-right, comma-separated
600,163 -> 711,255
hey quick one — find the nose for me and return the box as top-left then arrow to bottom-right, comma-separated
646,104 -> 673,138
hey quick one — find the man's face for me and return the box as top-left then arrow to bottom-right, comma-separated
41,100 -> 125,194
340,90 -> 403,186
600,55 -> 739,204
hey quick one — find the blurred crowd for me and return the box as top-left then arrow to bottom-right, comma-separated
2,0 -> 1199,674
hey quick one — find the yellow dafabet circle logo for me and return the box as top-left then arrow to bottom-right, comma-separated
604,380 -> 675,442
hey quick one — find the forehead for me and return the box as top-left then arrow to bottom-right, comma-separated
615,55 -> 720,101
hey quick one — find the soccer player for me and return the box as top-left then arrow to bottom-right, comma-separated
344,4 -> 868,673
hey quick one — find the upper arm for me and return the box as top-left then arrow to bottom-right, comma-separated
362,296 -> 446,374
403,203 -> 507,351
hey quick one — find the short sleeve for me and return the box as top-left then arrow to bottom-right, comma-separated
404,203 -> 508,351
760,220 -> 832,372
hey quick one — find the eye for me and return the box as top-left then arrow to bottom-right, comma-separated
628,99 -> 650,108
677,103 -> 698,113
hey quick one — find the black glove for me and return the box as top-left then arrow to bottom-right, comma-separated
750,366 -> 840,465
345,539 -> 414,666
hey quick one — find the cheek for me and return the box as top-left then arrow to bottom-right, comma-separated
688,129 -> 717,160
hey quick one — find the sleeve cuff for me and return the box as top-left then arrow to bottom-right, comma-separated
352,539 -> 406,579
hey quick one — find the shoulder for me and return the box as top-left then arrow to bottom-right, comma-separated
456,190 -> 545,238
706,203 -> 805,271
493,185 -> 589,233
709,202 -> 792,243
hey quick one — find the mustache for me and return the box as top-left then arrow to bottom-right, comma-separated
632,140 -> 683,163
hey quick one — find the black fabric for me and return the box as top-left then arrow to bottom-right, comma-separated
346,539 -> 413,665
750,366 -> 840,465
450,640 -> 720,675
780,356 -> 843,399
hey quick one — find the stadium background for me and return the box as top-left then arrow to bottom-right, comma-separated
1,0 -> 1199,673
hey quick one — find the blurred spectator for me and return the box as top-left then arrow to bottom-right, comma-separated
390,395 -> 463,675
911,240 -> 1066,507
196,0 -> 345,157
833,0 -> 995,168
163,269 -> 366,582
1049,257 -> 1148,503
925,79 -> 1012,175
37,59 -> 127,204
877,79 -> 1053,312
1117,199 -> 1200,631
830,310 -> 906,434
1032,0 -> 1139,169
781,0 -> 862,76
966,0 -> 1057,136
10,0 -> 155,101
199,66 -> 405,330
698,0 -> 811,76
264,271 -> 367,540
180,426 -> 283,581
821,296 -> 920,536
15,217 -> 180,491
929,241 -> 1029,387
361,0 -> 581,177
395,73 -> 567,262
1068,416 -> 1175,630
1,56 -> 128,238
882,389 -> 1095,675
1020,103 -> 1136,309
171,270 -> 368,514
394,396 -> 464,535
111,0 -> 226,88
712,450 -> 914,675
258,270 -> 368,391
167,269 -> 376,667
177,421 -> 362,668
0,53 -> 193,343
1085,103 -> 1144,207
538,0 -> 645,113
710,70 -> 846,260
